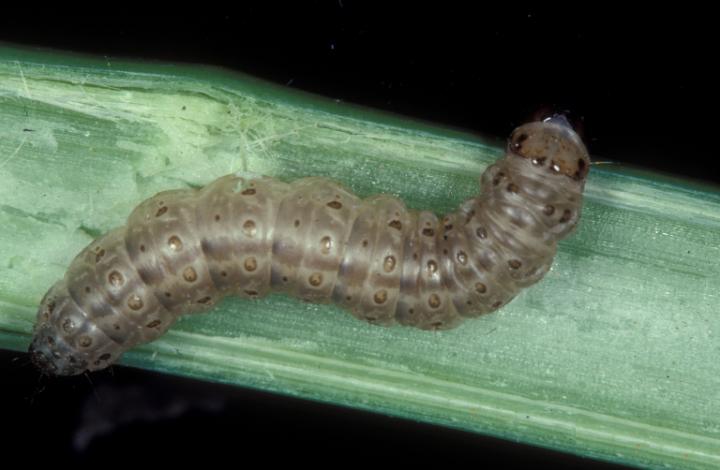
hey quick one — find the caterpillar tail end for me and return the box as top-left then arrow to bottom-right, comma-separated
29,280 -> 115,376
29,327 -> 88,377
29,282 -> 87,376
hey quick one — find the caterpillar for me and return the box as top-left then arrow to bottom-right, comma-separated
29,116 -> 590,376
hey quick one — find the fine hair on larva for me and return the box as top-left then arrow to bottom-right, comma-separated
29,116 -> 590,376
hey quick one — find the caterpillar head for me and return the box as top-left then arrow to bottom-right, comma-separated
29,281 -> 115,376
508,116 -> 590,182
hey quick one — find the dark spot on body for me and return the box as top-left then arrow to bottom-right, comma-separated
244,257 -> 257,272
512,133 -> 528,151
308,272 -> 323,286
127,295 -> 143,310
108,271 -> 124,287
183,267 -> 198,282
168,235 -> 183,251
388,220 -> 402,230
241,188 -> 256,195
320,236 -> 332,254
242,220 -> 257,237
422,228 -> 435,237
383,255 -> 396,272
326,201 -> 342,209
559,209 -> 572,223
156,206 -> 168,217
573,158 -> 589,180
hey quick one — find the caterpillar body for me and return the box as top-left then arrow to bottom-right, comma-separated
29,117 -> 590,376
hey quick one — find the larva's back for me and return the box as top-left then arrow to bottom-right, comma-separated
29,118 -> 589,376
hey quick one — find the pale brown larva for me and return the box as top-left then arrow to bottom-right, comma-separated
29,117 -> 590,376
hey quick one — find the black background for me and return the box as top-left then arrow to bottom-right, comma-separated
1,3 -> 716,468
